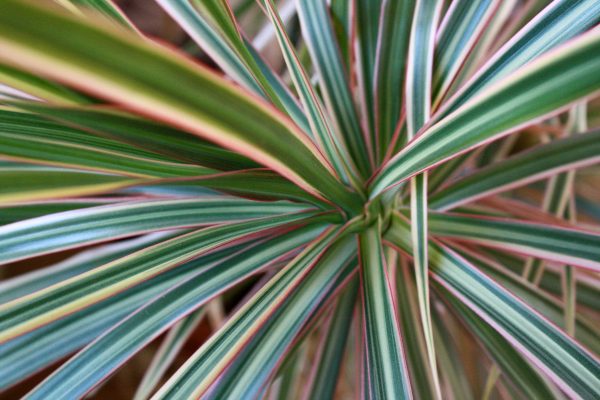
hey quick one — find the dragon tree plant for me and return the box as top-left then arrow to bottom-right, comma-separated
0,0 -> 599,398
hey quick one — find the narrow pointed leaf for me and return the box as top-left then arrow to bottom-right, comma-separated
373,0 -> 414,158
10,101 -> 257,170
371,29 -> 600,196
261,0 -> 355,183
432,0 -> 498,104
430,128 -> 600,210
0,243 -> 248,388
0,166 -> 142,204
355,0 -> 382,147
386,213 -> 600,399
0,197 -> 311,265
158,0 -> 311,135
26,226 -> 321,399
0,109 -> 213,178
443,294 -> 557,399
297,0 -> 372,178
134,310 -> 206,400
0,63 -> 91,104
0,212 -> 318,343
404,2 -> 442,395
0,0 -> 361,210
305,279 -> 358,400
67,0 -> 136,30
152,226 -> 346,398
0,232 -> 173,304
204,238 -> 356,399
359,223 -> 412,399
394,258 -> 438,400
427,212 -> 600,271
439,0 -> 600,116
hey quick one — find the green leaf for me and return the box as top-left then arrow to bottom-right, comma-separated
373,0 -> 414,158
134,309 -> 206,400
0,211 -> 318,343
10,101 -> 257,170
26,225 -> 322,399
431,314 -> 474,400
153,226 -> 347,398
297,0 -> 372,178
330,0 -> 351,66
443,293 -> 557,399
386,213 -> 600,399
371,29 -> 600,196
0,242 -> 249,388
0,63 -> 91,104
427,211 -> 600,271
455,245 -> 599,354
432,0 -> 497,105
158,0 -> 311,135
0,109 -> 212,178
404,2 -> 442,395
262,0 -> 358,185
305,278 -> 358,400
66,0 -> 136,30
0,197 -> 311,265
355,0 -> 382,151
430,128 -> 600,210
0,198 -> 114,226
359,222 -> 411,399
0,232 -> 173,304
0,166 -> 141,204
424,0 -> 600,184
394,257 -> 438,400
0,0 -> 361,211
177,170 -> 327,205
439,0 -> 600,116
203,238 -> 356,399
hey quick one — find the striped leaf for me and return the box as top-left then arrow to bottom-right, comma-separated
427,211 -> 600,271
0,197 -> 312,265
10,101 -> 257,170
373,0 -> 414,158
371,29 -> 600,196
202,238 -> 356,399
66,0 -> 136,30
0,109 -> 213,178
426,0 -> 600,190
304,279 -> 358,400
386,213 -> 600,399
262,0 -> 358,185
155,0 -> 310,134
355,0 -> 382,149
25,226 -> 321,399
297,0 -> 372,178
0,212 -> 318,343
0,63 -> 91,104
394,257 -> 438,400
0,242 -> 246,388
133,310 -> 206,400
430,128 -> 600,210
0,198 -> 120,226
0,0 -> 362,211
153,226 -> 346,398
432,0 -> 498,106
455,245 -> 600,353
0,232 -> 172,304
359,222 -> 412,399
0,166 -> 142,204
443,294 -> 557,399
439,0 -> 600,116
404,1 -> 442,396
